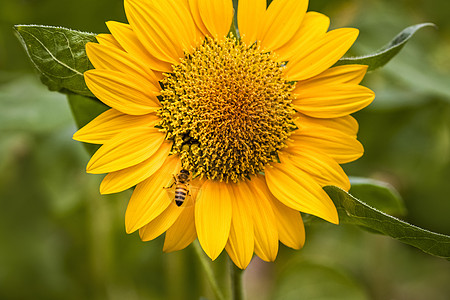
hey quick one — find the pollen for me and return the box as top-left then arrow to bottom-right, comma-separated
159,37 -> 295,182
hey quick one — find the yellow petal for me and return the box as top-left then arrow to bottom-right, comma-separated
73,109 -> 159,144
280,149 -> 350,191
293,84 -> 375,118
86,42 -> 161,92
100,141 -> 172,194
237,0 -> 266,45
273,12 -> 329,62
125,155 -> 180,233
124,0 -> 181,64
84,69 -> 160,115
268,195 -> 305,249
225,182 -> 254,269
258,0 -> 308,51
265,162 -> 339,224
195,180 -> 232,260
285,28 -> 359,81
86,127 -> 165,174
246,177 -> 279,262
294,113 -> 359,137
139,202 -> 183,241
163,204 -> 196,252
188,0 -> 210,37
197,0 -> 234,39
106,21 -> 172,73
297,65 -> 368,89
153,0 -> 202,50
95,33 -> 124,50
290,126 -> 364,164
124,0 -> 199,64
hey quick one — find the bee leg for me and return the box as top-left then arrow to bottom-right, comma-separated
163,183 -> 174,190
164,175 -> 177,189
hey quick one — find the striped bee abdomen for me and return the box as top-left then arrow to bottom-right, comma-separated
174,182 -> 189,206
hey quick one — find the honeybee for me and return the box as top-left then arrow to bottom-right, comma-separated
165,169 -> 195,207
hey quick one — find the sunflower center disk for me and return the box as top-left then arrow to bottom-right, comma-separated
159,37 -> 295,182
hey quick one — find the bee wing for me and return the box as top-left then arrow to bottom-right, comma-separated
163,175 -> 203,208
164,176 -> 176,201
178,185 -> 200,208
189,185 -> 200,201
180,194 -> 194,207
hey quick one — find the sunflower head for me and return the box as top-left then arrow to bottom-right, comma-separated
74,0 -> 374,269
159,36 -> 296,182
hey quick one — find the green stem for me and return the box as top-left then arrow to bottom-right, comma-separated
229,259 -> 245,300
192,241 -> 226,300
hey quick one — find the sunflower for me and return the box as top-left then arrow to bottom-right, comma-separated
73,0 -> 374,269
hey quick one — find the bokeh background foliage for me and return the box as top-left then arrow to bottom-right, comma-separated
1,0 -> 450,299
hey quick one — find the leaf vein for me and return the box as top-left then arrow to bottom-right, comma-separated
25,30 -> 83,76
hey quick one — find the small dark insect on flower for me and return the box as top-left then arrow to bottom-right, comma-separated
165,169 -> 192,207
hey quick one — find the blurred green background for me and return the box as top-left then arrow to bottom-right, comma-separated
1,0 -> 449,299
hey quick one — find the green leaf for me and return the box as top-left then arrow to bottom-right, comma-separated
349,177 -> 406,217
324,186 -> 450,260
14,25 -> 97,97
335,23 -> 436,71
67,93 -> 108,156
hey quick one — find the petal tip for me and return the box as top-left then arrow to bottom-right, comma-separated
326,207 -> 340,225
125,218 -> 138,234
204,247 -> 222,261
99,179 -> 114,195
72,131 -> 81,141
198,236 -> 225,261
331,215 -> 339,225
85,160 -> 97,173
234,260 -> 249,270
85,41 -> 96,51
